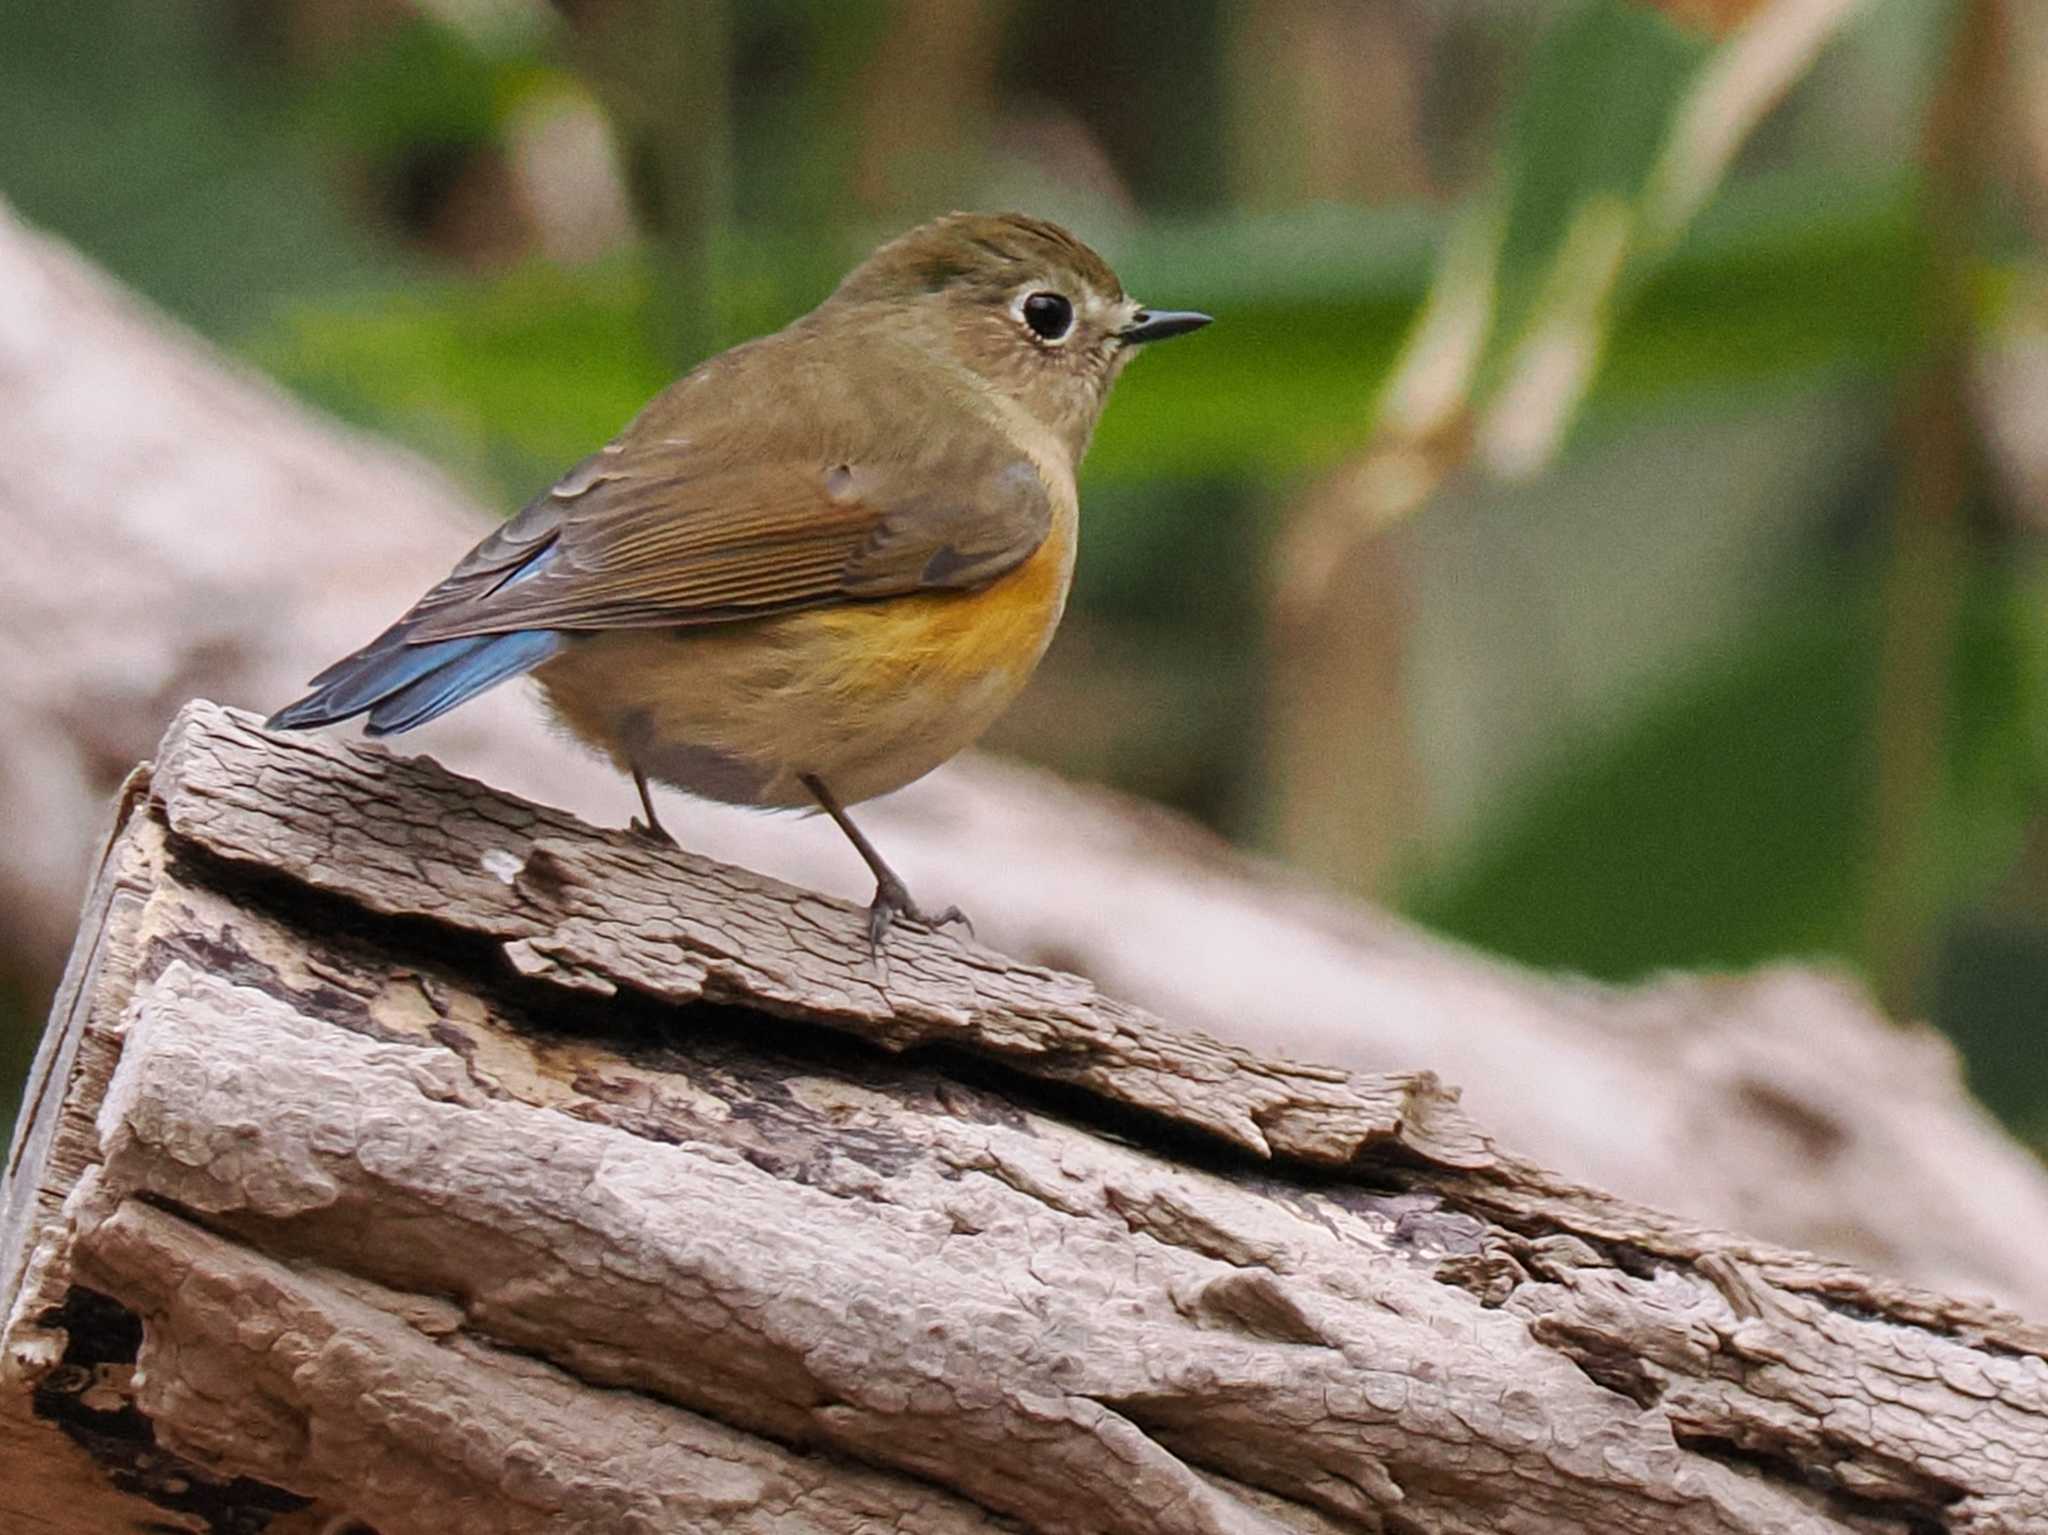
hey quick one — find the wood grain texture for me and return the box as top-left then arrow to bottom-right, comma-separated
3,701 -> 2044,1534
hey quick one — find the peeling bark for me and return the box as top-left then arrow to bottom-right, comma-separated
2,701 -> 2043,1534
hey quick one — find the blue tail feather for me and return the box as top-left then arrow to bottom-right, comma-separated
269,539 -> 563,735
288,634 -> 477,721
363,630 -> 563,734
267,628 -> 564,734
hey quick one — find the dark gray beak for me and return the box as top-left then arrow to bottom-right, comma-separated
1118,308 -> 1212,345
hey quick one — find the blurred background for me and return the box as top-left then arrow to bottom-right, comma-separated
3,0 -> 2045,1150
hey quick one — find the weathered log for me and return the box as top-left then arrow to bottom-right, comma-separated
5,192 -> 2048,1314
3,700 -> 2043,1533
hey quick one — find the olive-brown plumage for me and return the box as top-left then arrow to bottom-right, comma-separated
269,211 -> 1210,944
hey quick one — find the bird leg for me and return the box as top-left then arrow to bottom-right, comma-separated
629,766 -> 677,847
801,773 -> 971,950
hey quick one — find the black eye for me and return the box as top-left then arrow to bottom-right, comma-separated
1022,291 -> 1073,341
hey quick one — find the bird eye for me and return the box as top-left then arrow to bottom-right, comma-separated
1021,291 -> 1074,342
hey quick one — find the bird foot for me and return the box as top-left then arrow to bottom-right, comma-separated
629,815 -> 677,849
867,873 -> 973,953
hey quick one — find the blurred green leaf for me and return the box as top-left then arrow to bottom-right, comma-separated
1933,557 -> 2048,910
1405,577 -> 1877,979
0,0 -> 409,336
1486,0 -> 1712,381
1932,920 -> 2048,1144
1099,174 -> 1922,479
1406,542 -> 2045,983
254,256 -> 671,499
295,14 -> 539,160
1598,168 -> 1923,402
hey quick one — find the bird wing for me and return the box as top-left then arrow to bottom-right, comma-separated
400,413 -> 1054,644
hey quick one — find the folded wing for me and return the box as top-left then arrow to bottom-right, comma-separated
267,395 -> 1052,734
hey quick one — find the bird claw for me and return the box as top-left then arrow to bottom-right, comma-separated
866,875 -> 972,953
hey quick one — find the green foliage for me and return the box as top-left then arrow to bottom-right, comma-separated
0,0 -> 406,336
1600,171 -> 1925,404
255,257 -> 671,499
1486,0 -> 1711,377
1407,546 -> 2044,985
295,14 -> 536,160
1409,590 -> 1874,978
1935,920 -> 2048,1142
1927,555 -> 2048,918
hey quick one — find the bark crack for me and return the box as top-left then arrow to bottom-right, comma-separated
1670,1428 -> 1958,1535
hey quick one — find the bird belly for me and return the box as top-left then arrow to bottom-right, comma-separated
534,513 -> 1074,809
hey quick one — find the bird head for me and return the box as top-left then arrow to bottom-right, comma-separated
820,211 -> 1210,463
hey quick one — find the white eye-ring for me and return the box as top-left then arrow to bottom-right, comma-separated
1016,289 -> 1075,343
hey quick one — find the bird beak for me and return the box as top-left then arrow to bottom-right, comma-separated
1117,308 -> 1212,345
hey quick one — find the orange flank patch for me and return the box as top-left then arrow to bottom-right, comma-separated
802,512 -> 1076,694
533,505 -> 1079,807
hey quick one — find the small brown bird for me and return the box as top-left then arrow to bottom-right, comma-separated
269,212 -> 1210,944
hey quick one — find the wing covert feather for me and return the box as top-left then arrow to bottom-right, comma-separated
402,421 -> 1054,642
